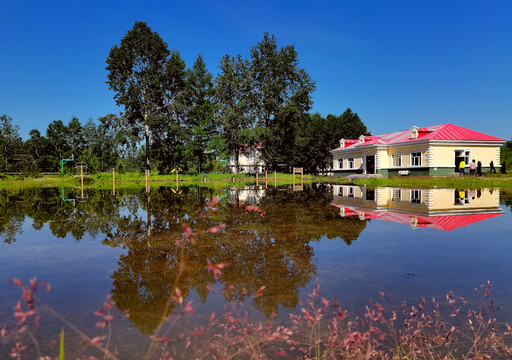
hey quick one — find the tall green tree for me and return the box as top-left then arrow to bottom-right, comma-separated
249,33 -> 316,170
151,51 -> 188,173
82,118 -> 118,172
183,54 -> 217,172
106,21 -> 171,175
24,129 -> 54,172
0,115 -> 23,172
98,113 -> 144,173
215,54 -> 253,173
46,119 -> 71,160
325,108 -> 368,148
292,112 -> 331,174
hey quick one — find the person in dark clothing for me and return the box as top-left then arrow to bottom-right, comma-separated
477,161 -> 482,176
490,161 -> 497,174
501,161 -> 507,174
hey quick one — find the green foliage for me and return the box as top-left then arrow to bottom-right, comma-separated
500,138 -> 512,173
249,33 -> 316,170
326,108 -> 368,146
106,21 -> 172,172
182,54 -> 217,173
2,26 -> 373,177
0,114 -> 23,172
215,54 -> 253,173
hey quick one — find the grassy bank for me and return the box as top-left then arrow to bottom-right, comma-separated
336,174 -> 512,189
0,172 -> 325,189
1,172 -> 511,189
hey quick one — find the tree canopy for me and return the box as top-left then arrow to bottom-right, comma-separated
1,22 -> 370,175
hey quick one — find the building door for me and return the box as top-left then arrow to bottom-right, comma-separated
454,150 -> 468,173
366,155 -> 375,174
455,151 -> 463,173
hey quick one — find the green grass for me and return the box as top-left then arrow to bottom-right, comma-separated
0,172 -> 326,189
2,172 -> 511,190
335,174 -> 512,189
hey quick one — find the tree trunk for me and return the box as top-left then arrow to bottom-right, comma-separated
235,149 -> 240,174
145,122 -> 150,176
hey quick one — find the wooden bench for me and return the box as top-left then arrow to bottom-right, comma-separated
398,170 -> 410,176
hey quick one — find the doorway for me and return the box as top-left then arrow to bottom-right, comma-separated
454,150 -> 469,173
366,155 -> 375,174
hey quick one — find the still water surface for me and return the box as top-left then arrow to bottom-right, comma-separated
1,184 -> 511,357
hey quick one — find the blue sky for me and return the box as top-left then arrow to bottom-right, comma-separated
1,0 -> 511,140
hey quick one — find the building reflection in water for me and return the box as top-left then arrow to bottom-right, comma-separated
331,185 -> 504,231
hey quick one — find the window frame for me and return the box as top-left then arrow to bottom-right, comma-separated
391,153 -> 402,167
410,152 -> 422,167
391,189 -> 402,202
410,189 -> 422,204
348,157 -> 355,169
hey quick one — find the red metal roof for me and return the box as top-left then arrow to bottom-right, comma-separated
333,205 -> 503,231
332,123 -> 505,151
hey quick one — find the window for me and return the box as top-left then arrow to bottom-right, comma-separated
338,159 -> 343,169
338,187 -> 343,196
348,187 -> 354,198
348,158 -> 354,169
455,150 -> 470,164
411,152 -> 422,166
230,155 -> 235,162
391,189 -> 401,202
410,189 -> 422,204
391,153 -> 402,167
454,190 -> 470,205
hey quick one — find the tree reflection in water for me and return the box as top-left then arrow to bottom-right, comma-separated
0,184 -> 367,334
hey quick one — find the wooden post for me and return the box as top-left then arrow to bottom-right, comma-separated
265,171 -> 267,181
80,165 -> 84,189
274,171 -> 277,187
112,168 -> 116,195
176,170 -> 178,188
256,173 -> 259,186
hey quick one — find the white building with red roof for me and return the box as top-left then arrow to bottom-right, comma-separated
330,123 -> 505,176
229,143 -> 264,173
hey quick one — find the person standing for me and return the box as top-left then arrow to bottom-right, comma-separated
459,159 -> 465,177
490,161 -> 497,174
477,161 -> 482,176
469,159 -> 476,175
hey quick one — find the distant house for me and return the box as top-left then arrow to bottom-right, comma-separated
229,143 -> 264,173
330,123 -> 506,176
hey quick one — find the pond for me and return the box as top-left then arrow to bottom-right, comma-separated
1,184 -> 511,358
